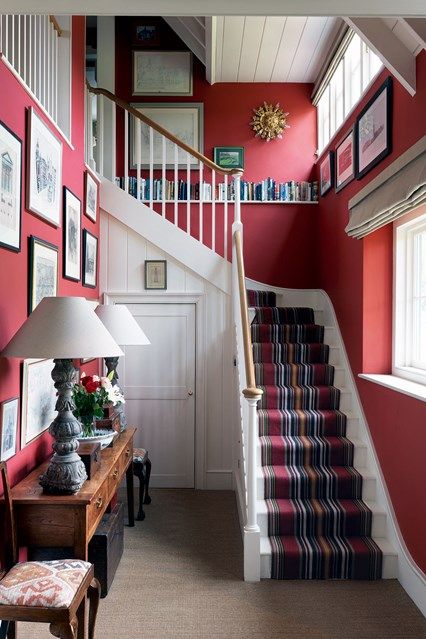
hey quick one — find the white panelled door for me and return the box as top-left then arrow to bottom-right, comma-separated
119,303 -> 196,488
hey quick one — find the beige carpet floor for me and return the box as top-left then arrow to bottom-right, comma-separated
18,489 -> 426,639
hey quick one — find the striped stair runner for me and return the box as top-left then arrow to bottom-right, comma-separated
248,289 -> 382,580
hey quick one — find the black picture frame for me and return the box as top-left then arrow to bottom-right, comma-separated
0,120 -> 22,252
82,229 -> 98,289
144,260 -> 167,290
319,151 -> 334,196
335,127 -> 356,194
355,76 -> 393,180
63,186 -> 82,282
28,235 -> 59,315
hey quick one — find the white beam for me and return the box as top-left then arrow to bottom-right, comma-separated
345,17 -> 417,96
164,17 -> 206,65
205,17 -> 216,85
1,0 -> 426,16
401,18 -> 426,49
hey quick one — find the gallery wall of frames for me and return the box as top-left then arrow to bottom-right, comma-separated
0,17 -> 101,486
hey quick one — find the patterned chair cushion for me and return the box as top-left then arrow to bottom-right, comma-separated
133,448 -> 147,463
0,560 -> 91,608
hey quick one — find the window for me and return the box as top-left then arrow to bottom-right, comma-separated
313,30 -> 383,153
394,206 -> 426,385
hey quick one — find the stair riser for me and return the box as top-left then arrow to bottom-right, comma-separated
257,441 -> 366,468
257,473 -> 377,502
259,388 -> 341,411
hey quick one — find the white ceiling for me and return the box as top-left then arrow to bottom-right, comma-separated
213,16 -> 343,83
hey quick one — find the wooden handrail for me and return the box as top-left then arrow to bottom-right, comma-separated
49,16 -> 63,37
234,229 -> 263,400
86,83 -> 243,178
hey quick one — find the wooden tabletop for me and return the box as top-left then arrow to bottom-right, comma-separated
11,429 -> 136,505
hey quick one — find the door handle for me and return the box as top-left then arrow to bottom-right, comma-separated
188,389 -> 194,396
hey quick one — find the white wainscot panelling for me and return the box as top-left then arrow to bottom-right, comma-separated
100,211 -> 233,489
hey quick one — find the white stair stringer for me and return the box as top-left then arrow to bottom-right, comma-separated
100,177 -> 231,294
245,278 -> 426,616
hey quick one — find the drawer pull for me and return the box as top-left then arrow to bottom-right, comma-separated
112,468 -> 119,479
95,496 -> 103,509
125,448 -> 131,457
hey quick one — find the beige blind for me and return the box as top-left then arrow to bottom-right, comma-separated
346,140 -> 426,239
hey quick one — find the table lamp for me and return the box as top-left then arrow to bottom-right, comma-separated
1,296 -> 123,495
95,304 -> 150,430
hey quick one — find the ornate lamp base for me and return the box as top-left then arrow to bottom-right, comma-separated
39,358 -> 87,495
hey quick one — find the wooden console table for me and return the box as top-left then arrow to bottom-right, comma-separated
10,428 -> 135,639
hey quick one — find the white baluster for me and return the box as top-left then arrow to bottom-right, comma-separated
174,143 -> 178,226
212,170 -> 216,252
11,15 -> 14,68
199,160 -> 203,244
37,15 -> 41,102
161,135 -> 166,217
17,14 -> 20,78
54,30 -> 58,122
23,16 -> 27,88
149,127 -> 154,207
224,174 -> 228,260
88,91 -> 95,170
98,94 -> 105,177
43,16 -> 47,110
243,394 -> 261,582
135,118 -> 141,201
5,16 -> 9,62
233,172 -> 242,226
186,151 -> 191,234
124,110 -> 129,194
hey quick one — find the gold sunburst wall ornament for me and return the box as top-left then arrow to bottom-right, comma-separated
250,102 -> 290,142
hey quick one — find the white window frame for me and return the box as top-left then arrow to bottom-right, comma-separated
393,205 -> 426,386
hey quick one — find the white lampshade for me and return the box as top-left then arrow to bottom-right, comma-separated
2,297 -> 124,359
95,304 -> 150,346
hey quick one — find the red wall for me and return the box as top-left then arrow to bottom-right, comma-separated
115,18 -> 318,288
316,51 -> 426,571
0,17 -> 100,487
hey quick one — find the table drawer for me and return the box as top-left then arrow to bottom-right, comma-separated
88,481 -> 109,535
120,441 -> 133,474
108,461 -> 121,494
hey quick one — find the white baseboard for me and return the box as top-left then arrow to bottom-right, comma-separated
205,470 -> 233,490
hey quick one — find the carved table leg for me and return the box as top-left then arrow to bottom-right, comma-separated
126,462 -> 135,527
144,457 -> 152,505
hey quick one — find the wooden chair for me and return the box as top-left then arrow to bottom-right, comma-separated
0,462 -> 100,639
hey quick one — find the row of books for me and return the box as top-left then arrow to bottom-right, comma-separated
114,177 -> 318,203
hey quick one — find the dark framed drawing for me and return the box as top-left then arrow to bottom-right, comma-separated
63,187 -> 81,281
133,51 -> 193,96
133,23 -> 161,47
145,260 -> 167,290
335,128 -> 355,193
83,229 -> 98,288
356,77 -> 392,180
28,235 -> 58,314
0,121 -> 22,252
27,107 -> 62,226
0,397 -> 19,461
214,147 -> 244,170
319,151 -> 334,196
21,358 -> 56,447
84,170 -> 99,222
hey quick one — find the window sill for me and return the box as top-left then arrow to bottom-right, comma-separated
358,373 -> 426,402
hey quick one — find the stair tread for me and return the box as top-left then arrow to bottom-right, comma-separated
257,435 -> 365,447
257,498 -> 385,515
260,536 -> 395,555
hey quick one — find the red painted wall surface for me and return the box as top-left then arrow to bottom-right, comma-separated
114,18 -> 318,288
0,17 -> 100,487
316,51 -> 426,571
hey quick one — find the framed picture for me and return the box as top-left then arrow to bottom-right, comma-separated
214,147 -> 244,170
335,128 -> 355,193
134,24 -> 160,46
319,151 -> 334,196
0,397 -> 19,461
131,103 -> 203,168
21,358 -> 56,447
0,121 -> 22,252
145,260 -> 167,290
28,236 -> 58,314
83,230 -> 98,288
63,187 -> 81,281
133,51 -> 193,96
27,107 -> 62,226
356,77 -> 392,180
84,170 -> 99,222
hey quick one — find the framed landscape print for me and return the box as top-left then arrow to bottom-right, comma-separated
356,77 -> 392,180
133,51 -> 193,96
131,103 -> 203,168
28,236 -> 58,314
27,107 -> 62,226
63,187 -> 81,281
335,128 -> 355,193
83,229 -> 98,288
319,151 -> 334,196
214,147 -> 244,170
21,358 -> 56,447
84,171 -> 99,222
0,397 -> 18,461
145,260 -> 167,290
0,121 -> 22,252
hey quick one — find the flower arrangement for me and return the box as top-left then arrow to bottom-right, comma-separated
73,372 -> 125,437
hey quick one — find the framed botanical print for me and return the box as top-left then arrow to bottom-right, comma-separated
0,121 -> 22,252
133,51 -> 193,96
145,260 -> 167,290
84,170 -> 99,222
21,358 -> 56,447
28,236 -> 59,314
0,397 -> 19,461
335,128 -> 355,193
356,77 -> 392,180
83,229 -> 98,288
319,151 -> 334,196
63,187 -> 81,281
27,107 -> 62,226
